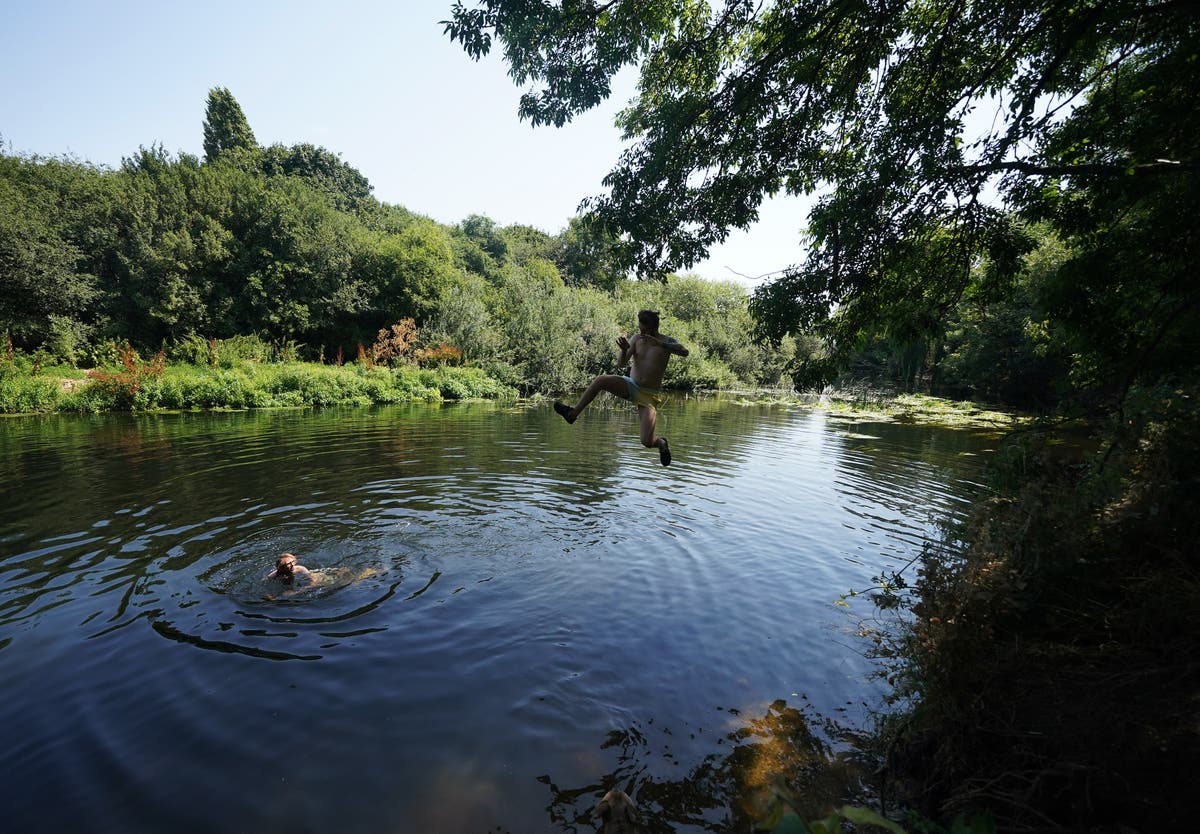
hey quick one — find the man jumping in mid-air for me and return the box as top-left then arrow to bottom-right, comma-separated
554,309 -> 689,466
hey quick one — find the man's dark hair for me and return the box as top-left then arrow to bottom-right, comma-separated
638,309 -> 660,329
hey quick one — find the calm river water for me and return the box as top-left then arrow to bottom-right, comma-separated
0,399 -> 994,833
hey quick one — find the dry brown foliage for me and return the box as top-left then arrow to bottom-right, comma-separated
86,342 -> 166,399
414,342 -> 463,367
370,319 -> 419,366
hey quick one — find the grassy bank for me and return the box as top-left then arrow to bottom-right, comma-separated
0,357 -> 518,414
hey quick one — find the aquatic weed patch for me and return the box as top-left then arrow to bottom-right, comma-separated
720,390 -> 1028,431
823,394 -> 1026,429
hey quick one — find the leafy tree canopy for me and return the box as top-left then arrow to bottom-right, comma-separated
445,1 -> 1199,390
554,214 -> 628,291
261,142 -> 374,211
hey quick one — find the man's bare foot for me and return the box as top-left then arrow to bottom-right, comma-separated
553,401 -> 577,424
658,437 -> 671,466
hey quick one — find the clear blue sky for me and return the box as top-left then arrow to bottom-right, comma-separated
0,0 -> 808,284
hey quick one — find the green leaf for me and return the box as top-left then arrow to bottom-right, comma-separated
807,812 -> 843,834
761,796 -> 785,830
839,805 -> 908,833
770,814 -> 811,834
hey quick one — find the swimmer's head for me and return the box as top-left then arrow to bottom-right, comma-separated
270,553 -> 298,579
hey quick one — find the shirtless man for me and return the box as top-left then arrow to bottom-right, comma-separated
554,309 -> 689,466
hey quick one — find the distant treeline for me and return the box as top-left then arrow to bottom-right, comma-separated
0,88 -> 799,395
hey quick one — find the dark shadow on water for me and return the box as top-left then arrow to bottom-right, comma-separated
404,569 -> 441,599
150,619 -> 321,661
539,700 -> 871,833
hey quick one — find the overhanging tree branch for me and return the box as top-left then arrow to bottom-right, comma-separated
954,159 -> 1198,178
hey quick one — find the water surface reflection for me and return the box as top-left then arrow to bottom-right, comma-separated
541,699 -> 866,833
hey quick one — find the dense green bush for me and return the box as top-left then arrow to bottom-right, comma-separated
417,366 -> 512,400
60,383 -> 119,413
0,375 -> 60,413
167,334 -> 286,367
666,355 -> 740,391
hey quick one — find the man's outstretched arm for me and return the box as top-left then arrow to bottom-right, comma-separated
661,336 -> 689,357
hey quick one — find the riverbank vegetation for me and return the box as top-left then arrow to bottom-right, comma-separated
445,2 -> 1198,831
1,88 -> 797,415
863,415 -> 1199,832
0,336 -> 517,413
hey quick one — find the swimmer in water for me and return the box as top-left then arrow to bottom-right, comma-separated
266,553 -> 315,588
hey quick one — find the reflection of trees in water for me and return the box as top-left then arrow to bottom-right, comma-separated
828,418 -> 991,514
541,700 -> 867,833
663,397 -> 793,464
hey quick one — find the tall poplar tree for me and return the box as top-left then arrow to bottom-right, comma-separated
202,87 -> 258,163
